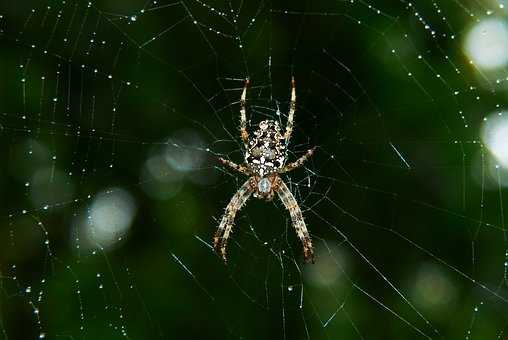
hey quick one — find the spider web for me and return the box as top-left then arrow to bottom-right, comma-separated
1,0 -> 508,338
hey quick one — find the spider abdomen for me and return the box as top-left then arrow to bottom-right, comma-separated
245,120 -> 286,177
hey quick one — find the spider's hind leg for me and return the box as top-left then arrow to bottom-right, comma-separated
240,78 -> 250,148
284,77 -> 296,144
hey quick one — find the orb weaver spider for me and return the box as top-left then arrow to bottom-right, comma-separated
215,78 -> 316,264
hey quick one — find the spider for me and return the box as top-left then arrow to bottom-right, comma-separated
214,77 -> 316,264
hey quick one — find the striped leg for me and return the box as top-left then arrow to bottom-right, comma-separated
214,179 -> 254,263
280,147 -> 316,173
275,178 -> 314,263
240,78 -> 250,148
219,157 -> 251,176
284,77 -> 296,144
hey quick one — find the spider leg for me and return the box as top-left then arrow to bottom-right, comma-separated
240,78 -> 250,148
275,178 -> 314,263
284,77 -> 296,144
280,146 -> 316,173
219,157 -> 251,176
214,179 -> 254,263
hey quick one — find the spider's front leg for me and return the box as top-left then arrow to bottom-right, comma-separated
214,179 -> 254,263
275,177 -> 315,263
280,146 -> 316,173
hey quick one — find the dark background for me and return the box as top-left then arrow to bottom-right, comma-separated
1,0 -> 508,339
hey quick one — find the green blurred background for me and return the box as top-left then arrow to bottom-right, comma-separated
1,0 -> 508,339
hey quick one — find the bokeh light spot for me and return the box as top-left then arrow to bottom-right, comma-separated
165,129 -> 206,173
465,18 -> 508,70
411,263 -> 456,312
481,111 -> 508,168
304,244 -> 347,287
84,188 -> 137,249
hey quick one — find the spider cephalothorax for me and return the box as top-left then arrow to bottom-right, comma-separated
215,78 -> 316,263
